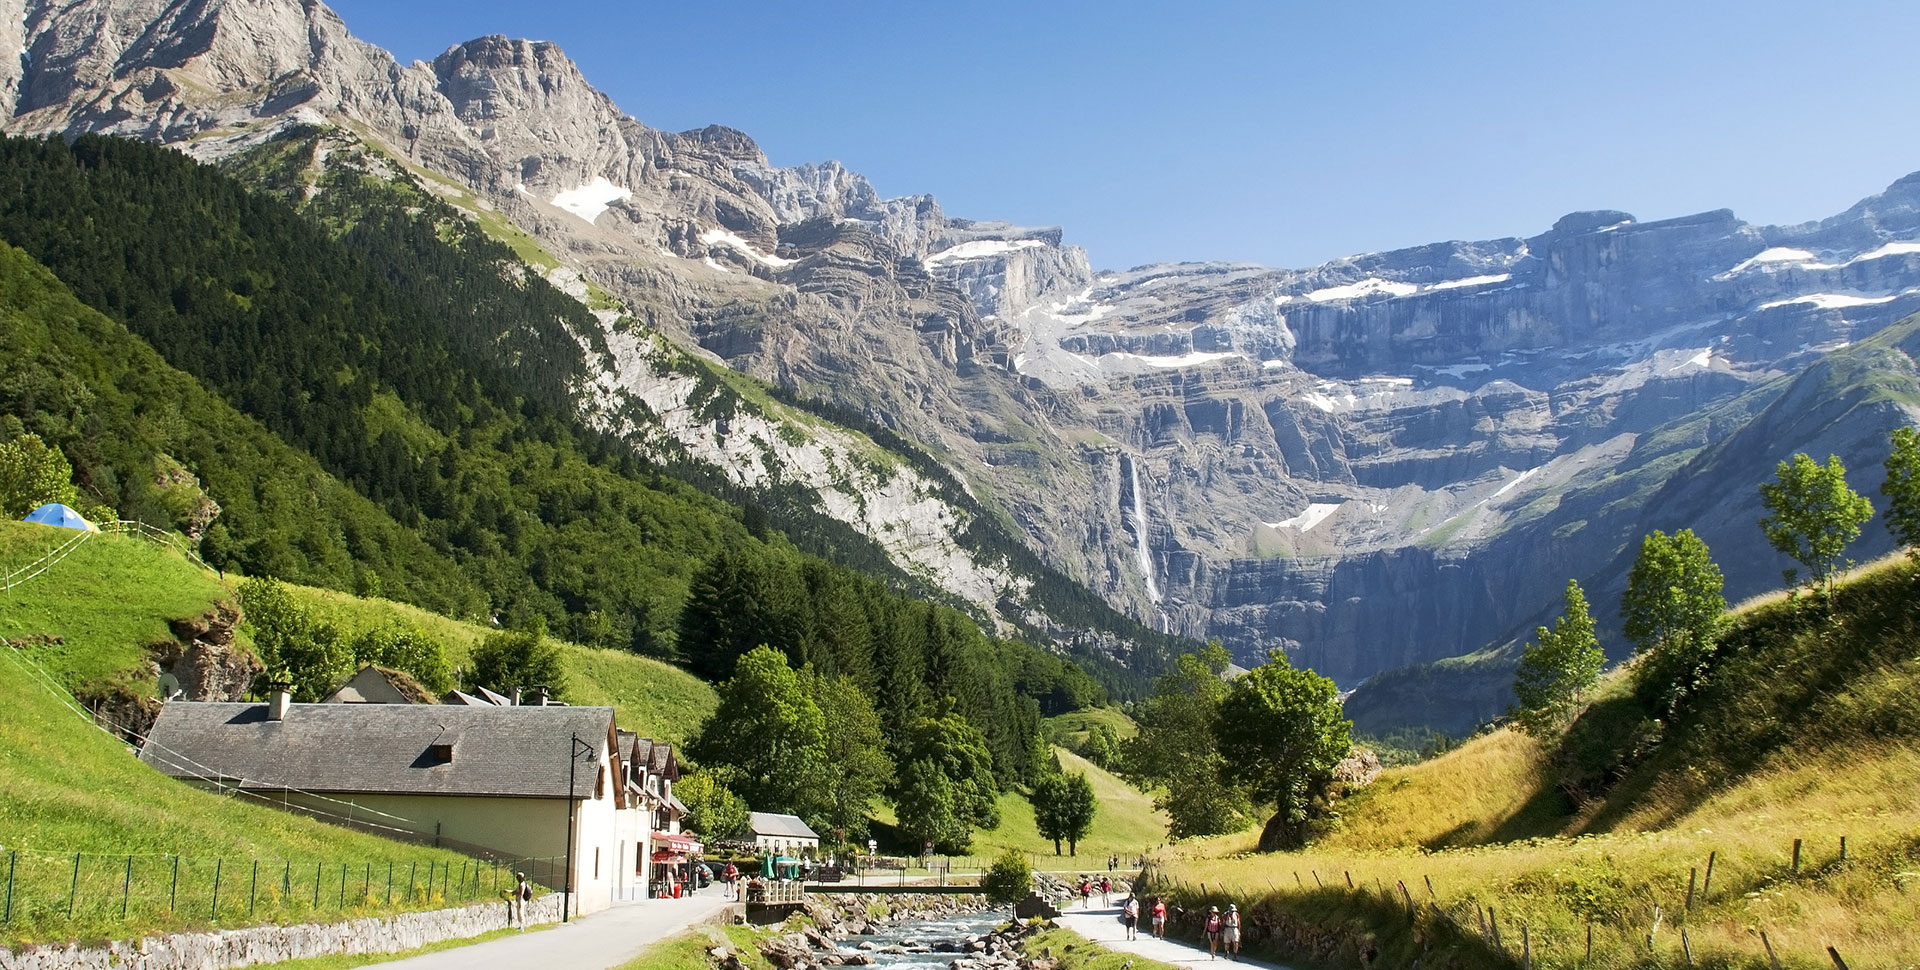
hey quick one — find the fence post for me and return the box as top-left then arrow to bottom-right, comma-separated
1702,850 -> 1715,898
249,860 -> 258,916
1791,839 -> 1802,876
67,852 -> 80,918
341,863 -> 348,908
283,860 -> 291,899
170,856 -> 179,912
314,862 -> 322,907
211,859 -> 223,920
122,855 -> 133,918
387,862 -> 393,903
409,862 -> 418,901
4,850 -> 15,925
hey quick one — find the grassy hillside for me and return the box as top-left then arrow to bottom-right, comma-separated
1147,554 -> 1920,968
873,746 -> 1167,865
0,522 -> 521,946
284,583 -> 716,744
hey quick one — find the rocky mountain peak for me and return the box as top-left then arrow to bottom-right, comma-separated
432,35 -> 601,126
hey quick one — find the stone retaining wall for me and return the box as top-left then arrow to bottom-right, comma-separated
0,895 -> 565,970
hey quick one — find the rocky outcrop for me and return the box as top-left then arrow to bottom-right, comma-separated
85,602 -> 257,743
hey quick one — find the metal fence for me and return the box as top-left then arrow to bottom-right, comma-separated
0,849 -> 564,944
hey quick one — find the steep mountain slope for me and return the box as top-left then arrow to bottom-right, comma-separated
10,0 -> 1920,728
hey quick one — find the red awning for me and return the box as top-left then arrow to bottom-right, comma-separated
653,831 -> 703,853
651,851 -> 686,864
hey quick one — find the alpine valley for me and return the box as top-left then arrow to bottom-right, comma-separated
8,0 -> 1920,734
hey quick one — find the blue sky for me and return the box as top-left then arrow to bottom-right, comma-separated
324,0 -> 1920,272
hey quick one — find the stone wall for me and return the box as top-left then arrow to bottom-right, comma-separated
0,895 -> 565,970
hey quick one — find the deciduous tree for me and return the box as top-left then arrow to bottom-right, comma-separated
0,430 -> 80,518
1760,452 -> 1874,595
1513,579 -> 1604,737
894,699 -> 1001,852
468,626 -> 569,701
1213,649 -> 1351,851
1883,426 -> 1920,560
803,667 -> 893,844
688,647 -> 828,824
676,771 -> 750,840
1032,770 -> 1097,856
1124,642 -> 1255,839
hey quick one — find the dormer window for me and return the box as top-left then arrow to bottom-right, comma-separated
429,743 -> 454,764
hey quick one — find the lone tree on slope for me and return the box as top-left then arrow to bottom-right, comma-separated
1882,426 -> 1920,561
1513,579 -> 1605,737
1032,769 -> 1098,856
1213,650 -> 1351,851
1621,529 -> 1726,712
1759,452 -> 1874,597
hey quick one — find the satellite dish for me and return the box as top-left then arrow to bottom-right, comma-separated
157,672 -> 182,701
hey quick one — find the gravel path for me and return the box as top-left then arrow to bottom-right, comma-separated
367,888 -> 737,970
1052,907 -> 1298,970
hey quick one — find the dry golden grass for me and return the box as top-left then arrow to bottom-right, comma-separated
1148,554 -> 1920,969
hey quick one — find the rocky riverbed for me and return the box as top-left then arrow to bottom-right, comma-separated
717,894 -> 1063,970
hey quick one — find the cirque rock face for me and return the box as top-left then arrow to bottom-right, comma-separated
10,0 -> 1920,722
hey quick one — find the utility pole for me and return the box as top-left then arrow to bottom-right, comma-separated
563,732 -> 592,922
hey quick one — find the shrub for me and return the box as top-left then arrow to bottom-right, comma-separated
981,848 -> 1033,905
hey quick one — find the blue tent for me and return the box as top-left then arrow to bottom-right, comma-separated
23,503 -> 95,532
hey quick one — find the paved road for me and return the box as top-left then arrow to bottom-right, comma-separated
1053,907 -> 1298,970
369,889 -> 736,970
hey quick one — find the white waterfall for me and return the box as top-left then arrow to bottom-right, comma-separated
1128,456 -> 1163,603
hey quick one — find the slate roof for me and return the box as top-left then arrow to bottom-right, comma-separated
748,812 -> 820,840
139,702 -> 614,799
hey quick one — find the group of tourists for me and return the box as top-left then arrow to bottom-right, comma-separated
1107,891 -> 1240,959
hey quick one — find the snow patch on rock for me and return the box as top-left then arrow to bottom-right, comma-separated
700,227 -> 796,268
1266,503 -> 1341,532
549,177 -> 632,225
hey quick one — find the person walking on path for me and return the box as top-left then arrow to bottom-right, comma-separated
1223,903 -> 1242,959
1100,875 -> 1112,906
508,871 -> 531,930
1079,877 -> 1092,908
1121,895 -> 1140,941
1150,898 -> 1167,938
1204,906 -> 1223,960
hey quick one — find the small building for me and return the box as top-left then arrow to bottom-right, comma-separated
139,692 -> 637,916
322,665 -> 437,704
748,812 -> 819,856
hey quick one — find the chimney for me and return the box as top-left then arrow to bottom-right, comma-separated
509,686 -> 522,707
534,685 -> 551,707
267,683 -> 292,722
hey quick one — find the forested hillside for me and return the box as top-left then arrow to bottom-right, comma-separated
0,134 -> 1111,791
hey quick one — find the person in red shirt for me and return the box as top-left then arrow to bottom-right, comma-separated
1151,898 -> 1167,938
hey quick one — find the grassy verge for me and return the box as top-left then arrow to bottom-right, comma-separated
613,922 -> 787,970
1022,926 -> 1181,970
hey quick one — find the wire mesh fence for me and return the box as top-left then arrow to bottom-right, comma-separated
0,849 -> 565,945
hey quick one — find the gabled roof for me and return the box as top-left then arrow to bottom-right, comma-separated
323,665 -> 437,705
748,812 -> 819,840
139,702 -> 614,799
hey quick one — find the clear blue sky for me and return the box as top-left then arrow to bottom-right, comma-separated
324,0 -> 1920,272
